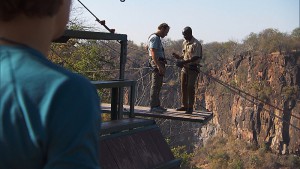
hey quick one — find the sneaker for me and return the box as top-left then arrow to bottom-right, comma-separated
150,107 -> 165,113
176,107 -> 187,111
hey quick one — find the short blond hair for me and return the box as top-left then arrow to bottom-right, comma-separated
158,23 -> 170,30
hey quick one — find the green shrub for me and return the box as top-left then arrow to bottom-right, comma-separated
287,155 -> 300,169
250,154 -> 261,167
229,159 -> 244,169
171,145 -> 200,169
281,86 -> 298,99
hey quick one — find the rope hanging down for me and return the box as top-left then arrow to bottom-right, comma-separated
77,0 -> 115,33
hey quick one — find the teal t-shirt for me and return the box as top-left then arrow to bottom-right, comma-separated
0,45 -> 101,169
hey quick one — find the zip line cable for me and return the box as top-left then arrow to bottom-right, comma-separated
76,0 -> 147,92
77,0 -> 115,33
199,69 -> 300,132
84,62 -> 300,132
199,69 -> 300,120
51,41 -> 300,131
55,0 -> 300,131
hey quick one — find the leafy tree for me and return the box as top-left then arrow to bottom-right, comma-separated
243,32 -> 259,52
203,42 -> 224,66
291,27 -> 300,37
258,28 -> 281,54
291,27 -> 300,52
223,40 -> 243,60
259,28 -> 295,54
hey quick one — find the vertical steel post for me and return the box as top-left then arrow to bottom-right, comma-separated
117,39 -> 127,119
119,39 -> 127,80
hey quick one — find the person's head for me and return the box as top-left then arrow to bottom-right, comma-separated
0,0 -> 72,39
157,23 -> 170,38
182,26 -> 193,41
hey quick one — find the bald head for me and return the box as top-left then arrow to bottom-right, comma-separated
182,26 -> 193,41
183,26 -> 192,34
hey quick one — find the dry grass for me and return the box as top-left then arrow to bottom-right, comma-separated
191,135 -> 300,169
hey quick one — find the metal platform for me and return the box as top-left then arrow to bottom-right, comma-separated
101,103 -> 213,123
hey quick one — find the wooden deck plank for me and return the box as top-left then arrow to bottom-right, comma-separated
130,129 -> 167,167
148,129 -> 175,162
106,136 -> 141,169
101,103 -> 213,123
99,141 -> 119,169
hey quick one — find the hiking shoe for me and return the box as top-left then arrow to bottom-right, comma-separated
158,106 -> 167,111
185,108 -> 193,114
150,107 -> 165,113
176,107 -> 187,111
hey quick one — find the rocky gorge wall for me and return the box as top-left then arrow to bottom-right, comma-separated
200,51 -> 300,155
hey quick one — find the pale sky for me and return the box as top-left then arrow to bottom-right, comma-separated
71,0 -> 299,44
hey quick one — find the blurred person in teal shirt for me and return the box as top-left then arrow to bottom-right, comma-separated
0,0 -> 101,168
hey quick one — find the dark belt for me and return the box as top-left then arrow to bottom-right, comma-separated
148,57 -> 167,67
158,57 -> 166,62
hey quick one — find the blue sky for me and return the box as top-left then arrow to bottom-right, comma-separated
72,0 -> 299,44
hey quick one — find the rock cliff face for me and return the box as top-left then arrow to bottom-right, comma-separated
200,51 -> 300,155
